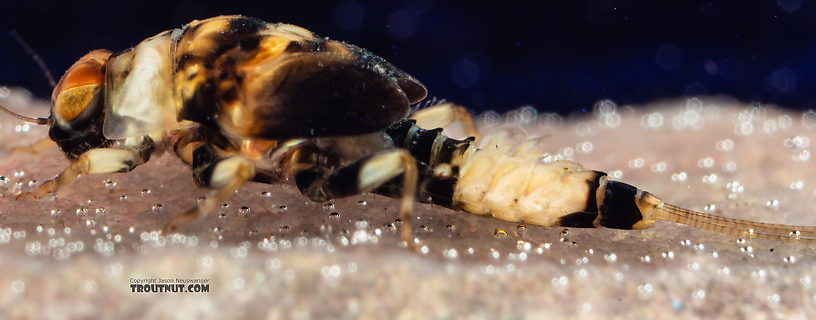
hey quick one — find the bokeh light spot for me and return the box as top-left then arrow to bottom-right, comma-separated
387,9 -> 417,39
451,59 -> 479,88
656,44 -> 682,71
777,0 -> 802,13
767,67 -> 797,94
334,1 -> 365,31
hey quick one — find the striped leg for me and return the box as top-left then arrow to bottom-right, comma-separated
17,147 -> 146,200
409,103 -> 479,140
161,140 -> 255,233
296,149 -> 418,247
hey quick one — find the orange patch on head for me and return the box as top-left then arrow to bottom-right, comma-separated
52,50 -> 112,122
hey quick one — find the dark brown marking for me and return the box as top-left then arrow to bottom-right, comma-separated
583,171 -> 605,213
597,180 -> 644,229
284,40 -> 303,52
555,211 -> 599,228
241,55 -> 411,138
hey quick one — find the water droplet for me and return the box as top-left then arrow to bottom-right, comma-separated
10,280 -> 25,294
277,205 -> 288,213
802,110 -> 816,129
671,172 -> 688,182
322,202 -> 335,211
650,162 -> 667,173
356,200 -> 368,207
697,157 -> 714,168
480,110 -> 502,127
628,158 -> 645,169
715,139 -> 734,152
152,204 -> 164,212
641,112 -> 665,129
494,228 -> 508,237
447,224 -> 456,232
279,225 -> 290,233
784,135 -> 810,149
560,229 -> 570,237
260,191 -> 272,198
792,149 -> 810,162
104,179 -> 117,191
50,209 -> 62,217
329,212 -> 340,220
238,206 -> 251,218
212,227 -> 224,235
119,195 -> 128,201
141,188 -> 151,196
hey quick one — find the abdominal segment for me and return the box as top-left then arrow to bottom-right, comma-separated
446,128 -> 816,241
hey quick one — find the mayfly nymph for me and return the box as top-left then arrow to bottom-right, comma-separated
1,15 -> 814,245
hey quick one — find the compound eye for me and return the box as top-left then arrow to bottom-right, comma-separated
52,49 -> 111,123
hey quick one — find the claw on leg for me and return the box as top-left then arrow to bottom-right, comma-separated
15,148 -> 141,201
351,150 -> 418,249
295,149 -> 419,250
16,179 -> 59,200
339,150 -> 417,250
398,156 -> 418,251
161,156 -> 255,234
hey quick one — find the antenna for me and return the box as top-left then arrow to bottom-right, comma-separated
8,30 -> 57,88
1,30 -> 53,126
0,104 -> 50,125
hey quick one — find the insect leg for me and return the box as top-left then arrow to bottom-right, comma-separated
296,149 -> 418,246
409,103 -> 479,139
10,138 -> 56,154
162,147 -> 255,233
17,148 -> 145,200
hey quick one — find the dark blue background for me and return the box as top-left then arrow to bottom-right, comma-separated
2,0 -> 815,114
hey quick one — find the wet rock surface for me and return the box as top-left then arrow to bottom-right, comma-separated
1,89 -> 815,318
